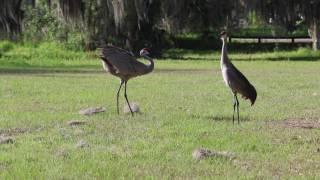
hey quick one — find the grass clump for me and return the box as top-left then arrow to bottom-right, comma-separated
0,41 -> 15,54
0,41 -> 93,68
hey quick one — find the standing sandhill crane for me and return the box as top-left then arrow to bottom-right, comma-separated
99,46 -> 154,116
219,31 -> 257,124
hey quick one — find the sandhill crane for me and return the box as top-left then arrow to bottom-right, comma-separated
219,31 -> 257,124
99,46 -> 154,116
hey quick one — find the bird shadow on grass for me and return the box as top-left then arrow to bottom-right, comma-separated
161,55 -> 320,61
191,114 -> 251,122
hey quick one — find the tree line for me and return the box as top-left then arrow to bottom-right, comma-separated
1,0 -> 320,51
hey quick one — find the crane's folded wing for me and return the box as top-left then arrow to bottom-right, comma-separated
226,65 -> 257,105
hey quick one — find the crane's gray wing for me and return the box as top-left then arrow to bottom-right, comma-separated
227,64 -> 257,105
100,46 -> 144,75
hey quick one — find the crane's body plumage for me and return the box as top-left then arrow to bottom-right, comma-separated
99,46 -> 154,116
100,46 -> 154,81
220,32 -> 257,123
221,60 -> 257,106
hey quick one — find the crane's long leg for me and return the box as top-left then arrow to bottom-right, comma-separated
233,93 -> 237,124
235,94 -> 240,124
124,81 -> 134,116
116,80 -> 124,114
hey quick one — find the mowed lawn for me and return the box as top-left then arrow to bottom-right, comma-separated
0,45 -> 320,178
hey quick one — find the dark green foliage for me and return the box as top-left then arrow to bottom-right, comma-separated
0,40 -> 15,52
254,0 -> 320,50
0,0 -> 23,39
1,0 -> 318,51
23,4 -> 60,41
1,0 -> 238,51
59,0 -> 84,22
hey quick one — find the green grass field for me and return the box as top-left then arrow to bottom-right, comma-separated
0,42 -> 320,179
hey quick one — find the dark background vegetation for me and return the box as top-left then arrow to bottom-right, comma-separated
1,0 -> 320,53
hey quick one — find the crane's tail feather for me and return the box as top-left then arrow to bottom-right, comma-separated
240,84 -> 257,106
249,85 -> 257,106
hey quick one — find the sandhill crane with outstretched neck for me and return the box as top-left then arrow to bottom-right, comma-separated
219,31 -> 257,124
99,46 -> 154,116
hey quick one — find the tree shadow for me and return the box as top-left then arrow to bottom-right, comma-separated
229,56 -> 320,61
161,55 -> 320,61
0,66 -> 215,76
0,66 -> 102,75
154,68 -> 214,73
160,56 -> 211,61
162,47 -> 320,61
234,56 -> 320,61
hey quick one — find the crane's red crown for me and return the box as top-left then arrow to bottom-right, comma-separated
219,31 -> 227,37
140,48 -> 150,56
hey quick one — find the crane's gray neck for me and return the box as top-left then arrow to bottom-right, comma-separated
221,38 -> 230,66
142,55 -> 154,74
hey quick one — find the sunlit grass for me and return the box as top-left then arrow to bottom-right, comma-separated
0,42 -> 319,178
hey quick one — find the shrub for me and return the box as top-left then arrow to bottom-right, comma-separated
0,41 -> 15,52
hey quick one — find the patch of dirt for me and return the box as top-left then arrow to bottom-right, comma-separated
281,118 -> 320,129
0,136 -> 14,144
76,140 -> 89,148
54,148 -> 69,159
67,120 -> 87,126
192,148 -> 236,160
79,107 -> 106,116
0,127 -> 34,136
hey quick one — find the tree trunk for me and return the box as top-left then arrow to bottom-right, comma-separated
309,19 -> 320,51
47,0 -> 51,10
